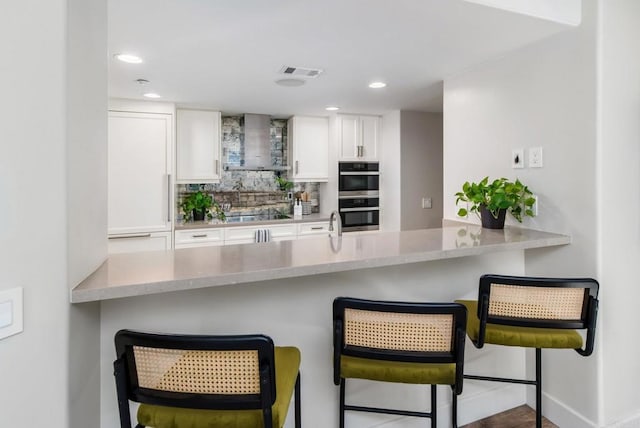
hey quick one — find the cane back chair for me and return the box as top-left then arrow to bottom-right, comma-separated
113,330 -> 301,428
456,274 -> 599,428
333,297 -> 467,427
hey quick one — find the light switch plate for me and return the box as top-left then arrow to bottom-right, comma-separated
0,287 -> 23,340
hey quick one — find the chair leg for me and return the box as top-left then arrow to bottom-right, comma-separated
536,348 -> 542,428
295,372 -> 301,428
452,387 -> 458,428
431,384 -> 437,428
339,378 -> 346,428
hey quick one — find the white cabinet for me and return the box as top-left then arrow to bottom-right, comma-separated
297,222 -> 330,239
224,224 -> 297,245
108,232 -> 172,254
176,109 -> 222,183
175,228 -> 224,249
108,110 -> 173,235
288,116 -> 329,182
338,114 -> 381,160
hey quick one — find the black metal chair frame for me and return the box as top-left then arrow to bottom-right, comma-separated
113,330 -> 301,428
465,274 -> 599,428
333,297 -> 467,428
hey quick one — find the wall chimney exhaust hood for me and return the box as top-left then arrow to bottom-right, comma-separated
225,114 -> 288,171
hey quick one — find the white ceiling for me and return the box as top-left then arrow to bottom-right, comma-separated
108,0 -> 572,117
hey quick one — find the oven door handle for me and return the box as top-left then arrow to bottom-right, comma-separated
339,171 -> 379,176
339,207 -> 380,212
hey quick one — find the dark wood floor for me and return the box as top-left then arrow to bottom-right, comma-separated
462,405 -> 558,428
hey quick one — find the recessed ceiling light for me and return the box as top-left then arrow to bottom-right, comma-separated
114,53 -> 143,64
275,78 -> 305,87
325,106 -> 340,111
368,81 -> 387,89
143,92 -> 161,99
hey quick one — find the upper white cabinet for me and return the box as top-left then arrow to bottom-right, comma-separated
338,114 -> 381,160
288,116 -> 329,182
108,110 -> 173,236
176,109 -> 222,183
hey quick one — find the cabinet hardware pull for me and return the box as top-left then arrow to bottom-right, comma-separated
295,160 -> 299,174
311,227 -> 323,230
192,234 -> 208,238
109,233 -> 152,240
216,160 -> 219,175
339,207 -> 380,212
167,174 -> 171,222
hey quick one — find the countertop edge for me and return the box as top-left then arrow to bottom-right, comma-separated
71,228 -> 570,303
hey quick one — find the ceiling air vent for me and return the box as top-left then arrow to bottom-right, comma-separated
279,65 -> 323,78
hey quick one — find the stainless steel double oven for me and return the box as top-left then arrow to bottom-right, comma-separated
338,161 -> 380,232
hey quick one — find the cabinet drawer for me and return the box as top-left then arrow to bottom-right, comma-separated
108,232 -> 171,254
297,222 -> 329,238
175,228 -> 224,248
224,224 -> 297,244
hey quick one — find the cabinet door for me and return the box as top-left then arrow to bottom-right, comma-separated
297,222 -> 330,238
289,116 -> 329,182
108,232 -> 171,254
108,111 -> 172,234
360,116 -> 380,160
176,110 -> 221,183
338,115 -> 360,159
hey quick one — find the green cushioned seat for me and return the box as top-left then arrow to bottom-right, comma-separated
341,355 -> 456,385
456,300 -> 583,349
137,346 -> 301,428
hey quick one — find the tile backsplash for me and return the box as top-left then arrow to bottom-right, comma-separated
176,116 -> 320,222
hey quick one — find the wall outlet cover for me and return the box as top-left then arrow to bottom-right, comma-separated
529,147 -> 543,168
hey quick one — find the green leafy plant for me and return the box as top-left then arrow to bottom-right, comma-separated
180,191 -> 226,222
275,175 -> 293,191
455,177 -> 535,222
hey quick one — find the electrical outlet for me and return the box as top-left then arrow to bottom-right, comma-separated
529,147 -> 543,168
512,148 -> 524,169
0,287 -> 23,340
422,197 -> 432,209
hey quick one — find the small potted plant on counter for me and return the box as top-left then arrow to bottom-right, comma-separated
455,177 -> 535,229
180,191 -> 226,222
275,174 -> 294,192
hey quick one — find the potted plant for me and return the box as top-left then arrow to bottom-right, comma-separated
180,191 -> 226,222
455,177 -> 535,229
274,175 -> 294,192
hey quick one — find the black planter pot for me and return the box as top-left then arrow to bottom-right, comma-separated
480,206 -> 506,229
192,209 -> 206,221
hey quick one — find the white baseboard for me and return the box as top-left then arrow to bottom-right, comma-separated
535,392 -> 597,428
606,411 -> 640,428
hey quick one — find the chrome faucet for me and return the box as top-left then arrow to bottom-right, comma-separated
329,210 -> 342,237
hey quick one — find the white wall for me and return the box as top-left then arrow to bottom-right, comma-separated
380,111 -> 401,231
598,0 -> 640,425
67,0 -> 107,426
0,1 -> 106,427
0,1 -> 69,425
400,111 -> 443,230
443,0 -> 600,425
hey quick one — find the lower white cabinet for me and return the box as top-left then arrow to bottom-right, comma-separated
224,224 -> 297,245
108,232 -> 172,254
175,229 -> 224,249
172,221 -> 328,249
297,222 -> 330,239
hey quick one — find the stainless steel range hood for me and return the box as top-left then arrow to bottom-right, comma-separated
225,114 -> 288,171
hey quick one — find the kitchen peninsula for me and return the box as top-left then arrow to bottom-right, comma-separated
82,224 -> 570,427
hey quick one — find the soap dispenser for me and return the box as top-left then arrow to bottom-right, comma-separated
293,198 -> 303,218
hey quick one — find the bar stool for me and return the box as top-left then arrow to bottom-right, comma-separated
333,297 -> 467,427
456,274 -> 599,428
113,330 -> 301,428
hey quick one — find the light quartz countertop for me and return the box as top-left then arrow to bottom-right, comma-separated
72,225 -> 569,303
174,212 -> 330,230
